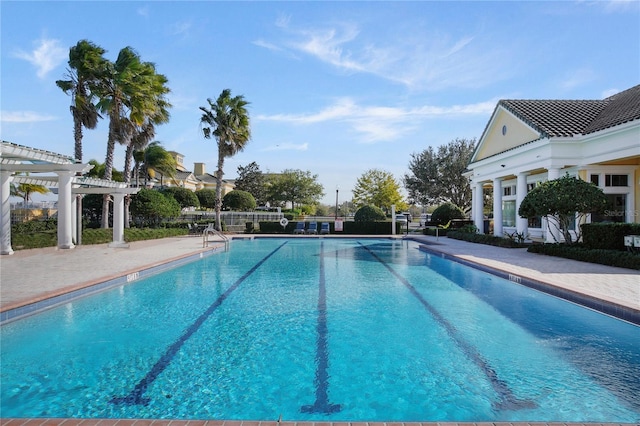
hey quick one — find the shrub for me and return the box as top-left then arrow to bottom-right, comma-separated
447,230 -> 528,248
431,203 -> 464,226
223,190 -> 256,211
130,188 -> 181,227
528,243 -> 640,270
582,222 -> 640,251
354,205 -> 386,222
160,187 -> 200,209
195,189 -> 217,209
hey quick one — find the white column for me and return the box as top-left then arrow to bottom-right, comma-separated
493,178 -> 503,237
391,204 -> 396,235
516,172 -> 529,238
71,193 -> 78,244
473,182 -> 484,231
109,192 -> 128,247
545,168 -> 561,243
57,171 -> 75,249
1,171 -> 14,255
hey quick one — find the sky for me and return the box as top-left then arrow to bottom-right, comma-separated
1,1 -> 639,206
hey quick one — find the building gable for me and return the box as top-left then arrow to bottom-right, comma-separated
472,107 -> 541,162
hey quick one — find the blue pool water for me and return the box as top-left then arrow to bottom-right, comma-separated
1,238 -> 638,422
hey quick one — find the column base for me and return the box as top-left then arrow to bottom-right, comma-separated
109,241 -> 130,248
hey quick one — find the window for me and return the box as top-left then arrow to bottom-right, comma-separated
592,194 -> 626,223
605,174 -> 628,187
590,174 -> 599,186
528,216 -> 542,228
527,182 -> 538,193
502,201 -> 516,227
503,186 -> 515,196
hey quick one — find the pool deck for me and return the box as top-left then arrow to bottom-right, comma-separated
1,234 -> 639,426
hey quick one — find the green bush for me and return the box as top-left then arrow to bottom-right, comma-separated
195,189 -> 217,209
582,222 -> 640,251
223,190 -> 256,211
528,243 -> 640,270
130,188 -> 181,227
160,187 -> 200,209
447,230 -> 528,248
354,205 -> 386,222
423,227 -> 448,236
431,203 -> 464,226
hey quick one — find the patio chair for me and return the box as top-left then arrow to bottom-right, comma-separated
306,221 -> 318,234
293,221 -> 306,234
320,222 -> 330,234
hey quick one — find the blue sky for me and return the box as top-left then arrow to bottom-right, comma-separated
2,1 -> 639,206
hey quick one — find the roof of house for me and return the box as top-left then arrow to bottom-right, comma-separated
498,84 -> 640,138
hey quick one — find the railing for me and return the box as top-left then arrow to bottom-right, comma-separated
202,224 -> 230,250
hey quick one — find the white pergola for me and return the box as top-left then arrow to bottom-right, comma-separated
0,141 -> 140,255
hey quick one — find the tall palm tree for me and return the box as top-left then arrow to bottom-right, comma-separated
95,47 -> 171,228
199,89 -> 251,231
138,141 -> 177,187
56,40 -> 106,162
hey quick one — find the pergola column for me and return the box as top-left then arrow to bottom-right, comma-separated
1,171 -> 14,255
109,192 -> 128,247
492,177 -> 503,237
56,171 -> 75,249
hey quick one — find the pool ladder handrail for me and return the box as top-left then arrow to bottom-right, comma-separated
202,223 -> 230,250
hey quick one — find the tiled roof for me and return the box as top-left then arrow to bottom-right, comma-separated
499,84 -> 640,138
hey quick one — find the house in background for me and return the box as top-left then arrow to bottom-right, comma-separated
166,151 -> 235,195
466,84 -> 640,242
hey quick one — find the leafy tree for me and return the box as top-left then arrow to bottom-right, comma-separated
223,190 -> 256,211
56,40 -> 106,162
129,188 -> 181,227
431,202 -> 464,226
234,162 -> 267,205
267,169 -> 324,209
199,89 -> 251,231
10,179 -> 50,205
352,169 -> 406,213
518,174 -> 608,244
404,138 -> 476,210
160,187 -> 199,209
354,205 -> 386,222
195,189 -> 217,209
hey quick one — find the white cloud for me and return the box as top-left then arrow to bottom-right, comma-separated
257,98 -> 495,144
170,20 -> 192,38
559,68 -> 597,91
258,19 -> 511,92
1,111 -> 57,123
13,38 -> 67,79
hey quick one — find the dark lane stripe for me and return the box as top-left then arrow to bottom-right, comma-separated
111,241 -> 288,406
358,242 -> 536,411
301,241 -> 341,414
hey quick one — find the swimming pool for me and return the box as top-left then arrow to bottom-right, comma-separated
1,238 -> 638,422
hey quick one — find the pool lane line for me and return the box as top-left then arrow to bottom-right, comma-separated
110,241 -> 289,406
301,240 -> 341,414
357,242 -> 537,412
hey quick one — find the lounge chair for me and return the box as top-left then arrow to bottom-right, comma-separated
320,222 -> 330,234
293,221 -> 306,234
306,221 -> 318,234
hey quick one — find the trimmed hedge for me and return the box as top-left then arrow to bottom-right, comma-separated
446,230 -> 529,248
582,222 -> 640,251
527,243 -> 640,270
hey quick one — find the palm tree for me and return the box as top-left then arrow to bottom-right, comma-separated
138,141 -> 177,187
56,40 -> 106,162
199,89 -> 251,231
95,47 -> 171,228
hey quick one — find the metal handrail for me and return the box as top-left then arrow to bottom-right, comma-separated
202,224 -> 230,250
